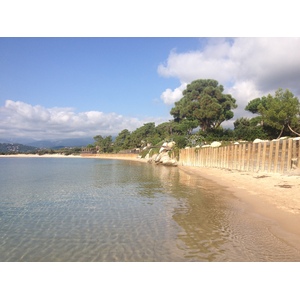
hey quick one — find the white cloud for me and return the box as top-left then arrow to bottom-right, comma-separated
160,83 -> 187,105
158,37 -> 300,121
0,100 -> 155,140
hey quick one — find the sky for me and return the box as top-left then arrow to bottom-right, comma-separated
1,37 -> 300,142
1,1 -> 300,142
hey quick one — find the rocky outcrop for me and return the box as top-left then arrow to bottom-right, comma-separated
146,141 -> 178,166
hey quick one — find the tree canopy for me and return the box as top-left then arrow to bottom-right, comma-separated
246,88 -> 300,138
88,81 -> 299,154
94,135 -> 113,153
170,79 -> 237,131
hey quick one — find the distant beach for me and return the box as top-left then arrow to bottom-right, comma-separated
0,154 -> 81,158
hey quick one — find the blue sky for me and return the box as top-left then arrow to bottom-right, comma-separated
1,1 -> 300,142
0,37 -> 201,116
1,37 -> 300,141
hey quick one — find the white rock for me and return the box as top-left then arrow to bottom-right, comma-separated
211,141 -> 221,147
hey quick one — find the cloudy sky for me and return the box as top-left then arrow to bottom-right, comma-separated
1,37 -> 300,141
1,2 -> 299,142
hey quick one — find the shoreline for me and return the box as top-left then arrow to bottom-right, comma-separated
2,153 -> 300,242
178,165 -> 300,242
0,154 -> 82,158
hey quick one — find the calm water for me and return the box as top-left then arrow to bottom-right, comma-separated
1,157 -> 300,262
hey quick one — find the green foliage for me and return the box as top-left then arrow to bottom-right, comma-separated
0,143 -> 39,154
245,97 -> 268,114
113,129 -> 131,152
170,79 -> 237,131
246,88 -> 300,138
93,135 -> 113,153
172,135 -> 187,149
88,84 -> 299,152
128,122 -> 156,148
233,117 -> 268,141
195,128 -> 234,143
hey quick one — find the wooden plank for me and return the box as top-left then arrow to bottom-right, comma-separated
241,143 -> 246,171
287,138 -> 293,171
261,142 -> 267,172
233,145 -> 237,170
229,145 -> 233,169
280,139 -> 287,172
251,143 -> 257,172
256,142 -> 262,172
237,144 -> 241,170
274,140 -> 280,173
226,146 -> 229,169
224,146 -> 228,169
246,143 -> 251,172
298,140 -> 300,168
268,141 -> 274,173
223,146 -> 227,169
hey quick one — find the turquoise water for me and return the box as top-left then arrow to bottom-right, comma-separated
1,157 -> 300,261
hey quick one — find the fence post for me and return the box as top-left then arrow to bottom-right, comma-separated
256,143 -> 262,172
261,142 -> 267,172
298,140 -> 300,169
241,144 -> 246,171
246,143 -> 251,172
274,140 -> 280,173
268,141 -> 274,173
287,138 -> 293,171
251,143 -> 257,172
280,139 -> 287,172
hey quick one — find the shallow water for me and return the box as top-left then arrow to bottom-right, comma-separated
1,157 -> 300,261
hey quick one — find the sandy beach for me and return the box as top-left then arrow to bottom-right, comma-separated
178,165 -> 300,243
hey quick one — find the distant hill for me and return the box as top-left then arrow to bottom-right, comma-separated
0,137 -> 95,149
0,143 -> 39,154
26,138 -> 95,149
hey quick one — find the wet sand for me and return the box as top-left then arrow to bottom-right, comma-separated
178,165 -> 300,249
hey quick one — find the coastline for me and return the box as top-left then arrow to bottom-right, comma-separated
178,165 -> 300,242
2,153 -> 300,242
0,154 -> 82,158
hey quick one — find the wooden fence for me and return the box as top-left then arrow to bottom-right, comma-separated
179,138 -> 300,174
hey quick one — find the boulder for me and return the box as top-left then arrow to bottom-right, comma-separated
211,141 -> 221,147
253,138 -> 269,143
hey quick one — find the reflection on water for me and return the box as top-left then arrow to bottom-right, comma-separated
0,158 -> 300,262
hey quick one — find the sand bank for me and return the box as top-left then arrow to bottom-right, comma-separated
178,165 -> 300,242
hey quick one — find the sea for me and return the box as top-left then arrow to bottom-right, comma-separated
1,157 -> 300,262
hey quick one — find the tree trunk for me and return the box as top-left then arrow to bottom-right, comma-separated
287,124 -> 300,136
276,125 -> 285,139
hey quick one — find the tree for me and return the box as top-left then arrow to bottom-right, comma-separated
93,135 -> 113,153
129,122 -> 156,148
233,117 -> 268,140
246,88 -> 300,138
113,129 -> 131,152
170,79 -> 237,132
